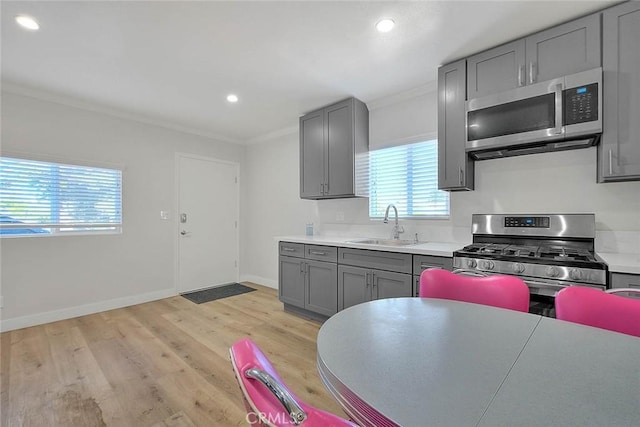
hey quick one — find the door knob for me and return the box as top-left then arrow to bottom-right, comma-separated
180,230 -> 190,235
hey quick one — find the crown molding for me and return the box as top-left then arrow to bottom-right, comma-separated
1,81 -> 243,144
366,81 -> 437,111
244,124 -> 298,145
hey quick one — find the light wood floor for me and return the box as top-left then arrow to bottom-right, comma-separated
0,283 -> 346,426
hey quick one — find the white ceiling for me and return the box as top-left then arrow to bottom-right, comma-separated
1,1 -> 617,143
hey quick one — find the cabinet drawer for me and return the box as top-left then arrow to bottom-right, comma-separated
413,255 -> 453,275
338,248 -> 412,274
610,273 -> 640,289
279,242 -> 304,258
305,245 -> 337,262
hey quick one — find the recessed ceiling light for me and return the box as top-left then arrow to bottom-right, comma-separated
376,18 -> 395,33
226,94 -> 239,103
15,15 -> 40,31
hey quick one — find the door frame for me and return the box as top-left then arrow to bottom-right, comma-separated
174,152 -> 241,294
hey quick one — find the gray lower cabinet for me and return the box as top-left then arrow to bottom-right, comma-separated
438,59 -> 474,191
413,255 -> 454,296
598,1 -> 640,182
279,242 -> 338,318
466,13 -> 601,99
610,272 -> 640,299
338,265 -> 412,311
300,97 -> 369,199
337,248 -> 413,310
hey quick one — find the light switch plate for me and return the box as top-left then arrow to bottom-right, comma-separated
160,210 -> 170,220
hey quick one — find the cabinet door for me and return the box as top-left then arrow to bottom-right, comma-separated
325,99 -> 355,197
279,256 -> 305,308
526,13 -> 601,84
438,59 -> 474,191
300,109 -> 325,198
306,260 -> 338,316
599,2 -> 640,182
467,39 -> 526,99
338,265 -> 371,310
373,270 -> 413,300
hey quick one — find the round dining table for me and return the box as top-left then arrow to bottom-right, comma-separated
316,297 -> 640,427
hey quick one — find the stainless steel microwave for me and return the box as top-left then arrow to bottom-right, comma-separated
465,68 -> 602,159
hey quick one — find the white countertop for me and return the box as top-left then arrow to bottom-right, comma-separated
278,236 -> 640,274
277,235 -> 464,257
598,252 -> 640,275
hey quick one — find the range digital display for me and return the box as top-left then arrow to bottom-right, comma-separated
504,216 -> 550,228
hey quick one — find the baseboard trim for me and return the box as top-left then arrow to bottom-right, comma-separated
0,288 -> 176,332
239,275 -> 277,289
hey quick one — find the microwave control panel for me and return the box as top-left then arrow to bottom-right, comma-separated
563,83 -> 598,125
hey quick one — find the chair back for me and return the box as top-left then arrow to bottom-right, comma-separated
555,286 -> 640,338
229,338 -> 356,426
419,268 -> 530,312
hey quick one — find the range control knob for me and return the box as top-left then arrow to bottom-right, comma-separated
467,259 -> 477,268
546,266 -> 560,278
569,268 -> 582,281
480,260 -> 495,270
512,263 -> 525,274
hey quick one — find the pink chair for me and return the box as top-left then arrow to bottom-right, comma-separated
229,338 -> 356,426
555,286 -> 640,338
419,268 -> 530,312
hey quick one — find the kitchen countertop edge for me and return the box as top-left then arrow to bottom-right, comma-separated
276,235 -> 465,257
597,252 -> 640,275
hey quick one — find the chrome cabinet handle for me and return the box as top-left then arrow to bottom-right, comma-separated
529,61 -> 536,84
325,181 -> 329,195
245,368 -> 307,425
459,167 -> 463,185
372,273 -> 377,288
320,183 -> 324,195
608,149 -> 613,175
420,264 -> 441,270
518,65 -> 524,86
282,247 -> 295,252
309,251 -> 326,256
365,272 -> 371,286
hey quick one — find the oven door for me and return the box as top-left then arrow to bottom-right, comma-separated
466,77 -> 564,152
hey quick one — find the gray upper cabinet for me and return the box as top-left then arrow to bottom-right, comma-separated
598,1 -> 640,182
438,59 -> 474,191
300,98 -> 369,199
526,13 -> 601,84
467,40 -> 525,99
466,13 -> 601,99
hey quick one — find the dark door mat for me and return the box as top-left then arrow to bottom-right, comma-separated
181,283 -> 256,304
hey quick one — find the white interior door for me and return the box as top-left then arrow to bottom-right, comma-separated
177,154 -> 239,293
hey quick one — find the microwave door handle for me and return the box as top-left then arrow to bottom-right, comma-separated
554,83 -> 563,135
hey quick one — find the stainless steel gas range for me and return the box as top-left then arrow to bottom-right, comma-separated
453,214 -> 609,317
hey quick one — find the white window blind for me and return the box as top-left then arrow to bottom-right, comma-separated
369,140 -> 449,218
0,156 -> 122,236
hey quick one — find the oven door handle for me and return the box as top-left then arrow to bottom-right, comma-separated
453,268 -> 489,277
523,280 -> 565,294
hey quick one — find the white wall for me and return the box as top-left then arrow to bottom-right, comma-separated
241,90 -> 640,286
0,92 -> 244,330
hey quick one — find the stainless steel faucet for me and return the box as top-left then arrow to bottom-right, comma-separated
383,204 -> 404,239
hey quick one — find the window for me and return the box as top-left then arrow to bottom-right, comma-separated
0,156 -> 122,236
369,140 -> 449,218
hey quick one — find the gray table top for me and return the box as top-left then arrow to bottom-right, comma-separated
317,298 -> 640,427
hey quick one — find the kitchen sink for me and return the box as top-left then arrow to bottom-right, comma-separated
347,238 -> 419,246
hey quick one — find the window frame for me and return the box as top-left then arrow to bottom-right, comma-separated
0,154 -> 123,238
368,140 -> 450,220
